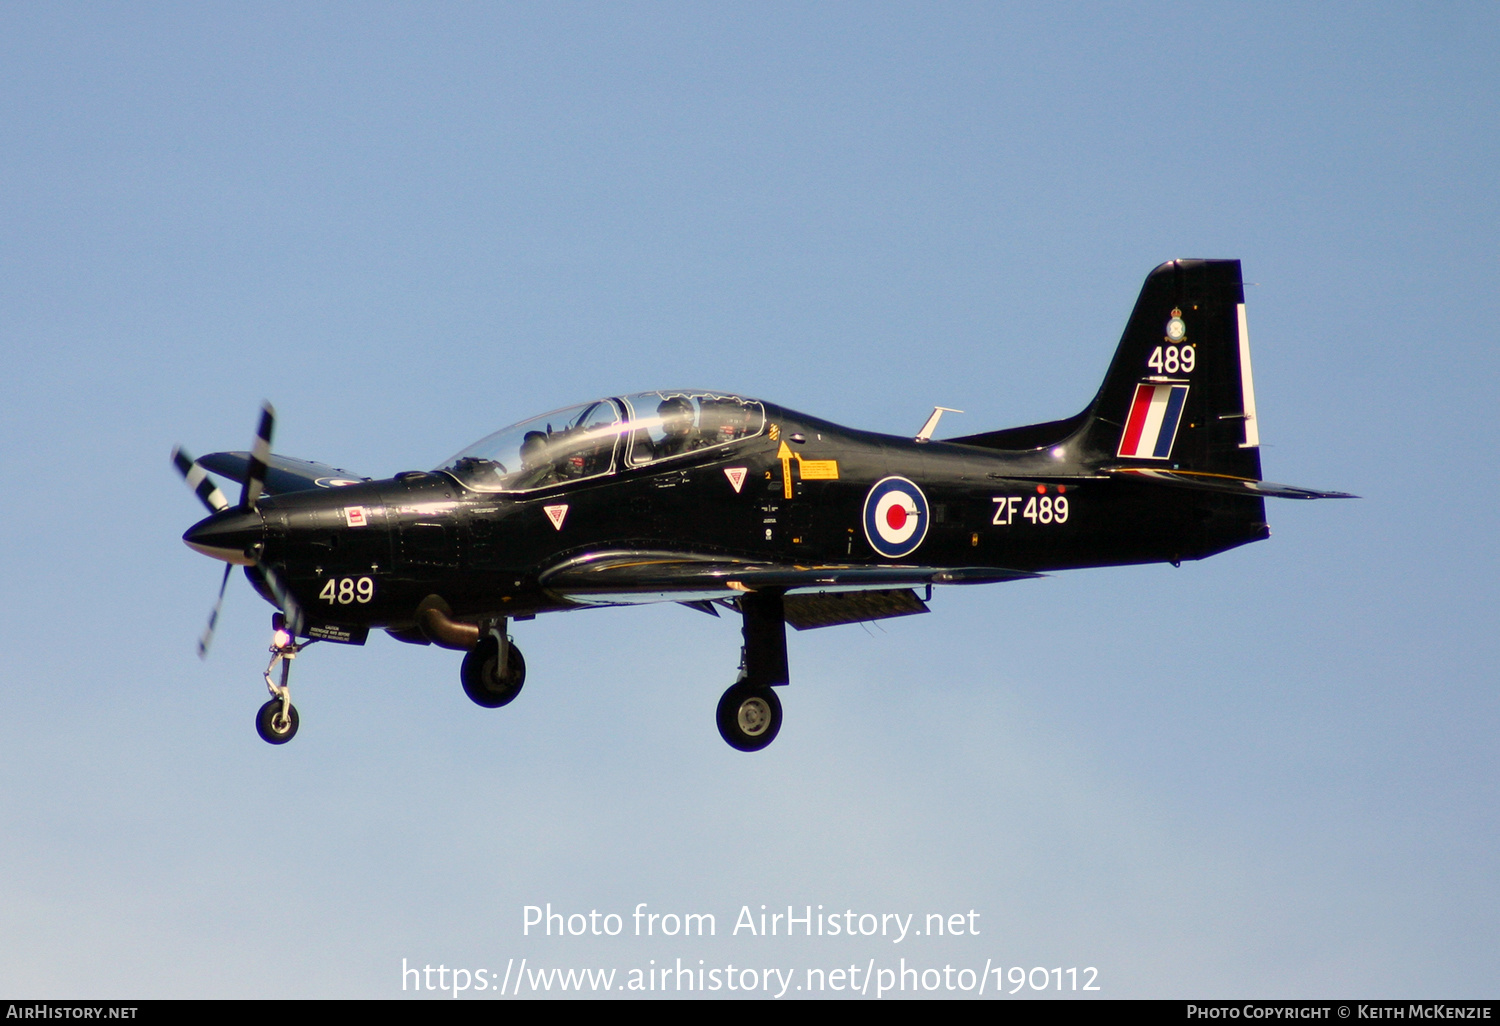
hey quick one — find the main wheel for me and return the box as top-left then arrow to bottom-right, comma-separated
716,683 -> 782,752
256,699 -> 299,744
461,636 -> 527,708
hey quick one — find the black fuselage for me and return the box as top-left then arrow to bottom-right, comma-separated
190,401 -> 1266,641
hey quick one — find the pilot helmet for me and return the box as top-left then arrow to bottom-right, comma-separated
657,396 -> 694,436
519,430 -> 548,465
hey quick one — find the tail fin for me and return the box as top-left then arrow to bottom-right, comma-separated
954,259 -> 1263,478
1078,259 -> 1260,476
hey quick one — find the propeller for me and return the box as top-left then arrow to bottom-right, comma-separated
240,402 -> 275,510
170,445 -> 230,513
199,564 -> 233,659
173,402 -> 304,657
256,562 -> 305,637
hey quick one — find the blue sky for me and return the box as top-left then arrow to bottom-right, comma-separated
2,3 -> 1496,998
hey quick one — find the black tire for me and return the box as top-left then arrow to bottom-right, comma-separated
461,636 -> 527,708
256,699 -> 299,744
716,683 -> 782,752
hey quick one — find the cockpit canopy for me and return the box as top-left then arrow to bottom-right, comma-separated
437,391 -> 767,492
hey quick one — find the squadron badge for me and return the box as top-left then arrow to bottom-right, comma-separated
1165,308 -> 1187,343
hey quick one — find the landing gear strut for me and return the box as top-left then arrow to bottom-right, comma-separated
460,619 -> 526,708
256,612 -> 309,744
717,590 -> 788,752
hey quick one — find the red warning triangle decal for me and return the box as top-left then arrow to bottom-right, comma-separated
544,504 -> 568,530
724,467 -> 747,493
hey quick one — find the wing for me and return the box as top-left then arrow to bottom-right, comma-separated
196,451 -> 370,495
540,549 -> 1040,607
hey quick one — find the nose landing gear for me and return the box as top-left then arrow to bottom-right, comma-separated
255,613 -> 310,744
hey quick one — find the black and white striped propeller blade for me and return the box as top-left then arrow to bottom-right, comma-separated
198,563 -> 234,659
256,563 -> 305,637
171,446 -> 230,513
240,401 -> 275,510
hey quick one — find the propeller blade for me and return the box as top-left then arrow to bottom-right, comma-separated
171,446 -> 230,513
240,401 -> 276,510
257,562 -> 305,637
197,562 -> 234,659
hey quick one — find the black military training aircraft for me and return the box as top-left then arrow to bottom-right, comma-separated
173,259 -> 1351,752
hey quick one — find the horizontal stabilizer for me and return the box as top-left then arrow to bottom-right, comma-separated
197,451 -> 369,495
1109,467 -> 1356,500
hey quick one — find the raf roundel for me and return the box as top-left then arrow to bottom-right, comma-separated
863,476 -> 930,558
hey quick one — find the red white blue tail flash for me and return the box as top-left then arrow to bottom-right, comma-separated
1118,383 -> 1189,460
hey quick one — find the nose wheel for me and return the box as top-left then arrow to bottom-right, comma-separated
716,682 -> 782,752
256,697 -> 299,744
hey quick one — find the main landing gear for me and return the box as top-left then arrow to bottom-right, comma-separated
716,591 -> 788,752
460,630 -> 527,708
256,612 -> 311,744
448,598 -> 790,753
411,599 -> 529,711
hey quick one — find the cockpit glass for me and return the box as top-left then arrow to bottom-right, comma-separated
622,392 -> 766,467
436,392 -> 765,492
437,399 -> 626,492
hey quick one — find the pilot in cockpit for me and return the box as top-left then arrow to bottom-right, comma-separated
654,396 -> 698,459
515,430 -> 555,488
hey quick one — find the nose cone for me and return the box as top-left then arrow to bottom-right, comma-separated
184,508 -> 265,565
